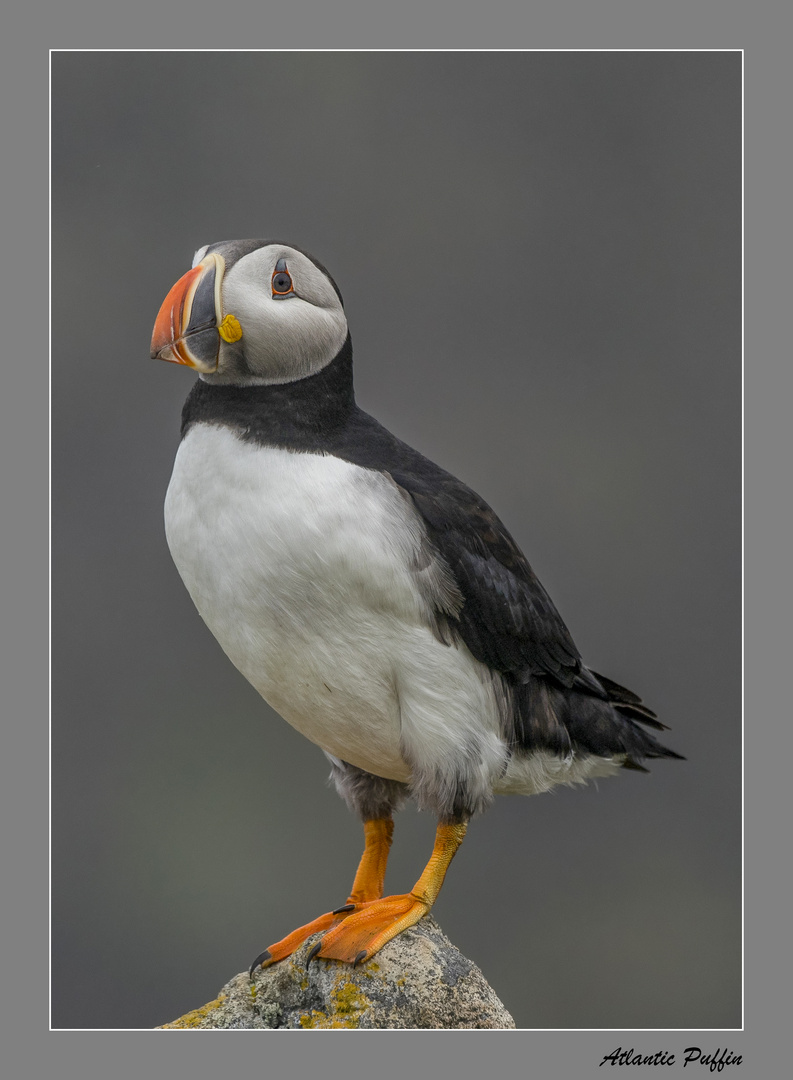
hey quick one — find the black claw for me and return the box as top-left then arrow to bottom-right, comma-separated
353,950 -> 367,967
307,941 -> 322,963
332,903 -> 356,915
249,949 -> 271,978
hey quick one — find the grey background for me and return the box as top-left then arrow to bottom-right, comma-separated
52,51 -> 740,1030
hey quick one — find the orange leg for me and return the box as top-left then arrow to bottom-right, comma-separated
347,818 -> 394,904
249,818 -> 393,974
311,820 -> 468,967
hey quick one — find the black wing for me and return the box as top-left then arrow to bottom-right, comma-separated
391,465 -> 681,763
391,467 -> 586,689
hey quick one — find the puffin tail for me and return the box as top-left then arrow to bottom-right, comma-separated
554,669 -> 686,770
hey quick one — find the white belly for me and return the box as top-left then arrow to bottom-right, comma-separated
164,424 -> 506,784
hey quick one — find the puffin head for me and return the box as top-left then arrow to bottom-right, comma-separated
151,240 -> 348,386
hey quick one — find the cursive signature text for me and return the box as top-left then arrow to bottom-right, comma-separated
600,1047 -> 743,1072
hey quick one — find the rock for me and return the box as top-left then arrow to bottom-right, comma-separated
157,915 -> 515,1029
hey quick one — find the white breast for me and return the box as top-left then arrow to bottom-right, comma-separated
164,424 -> 506,785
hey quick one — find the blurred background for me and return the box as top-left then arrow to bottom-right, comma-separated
51,51 -> 741,1029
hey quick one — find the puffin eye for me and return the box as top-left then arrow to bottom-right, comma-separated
272,258 -> 295,298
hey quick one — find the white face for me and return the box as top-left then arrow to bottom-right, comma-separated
204,244 -> 349,386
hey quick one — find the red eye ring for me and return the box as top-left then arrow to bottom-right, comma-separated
272,260 -> 295,297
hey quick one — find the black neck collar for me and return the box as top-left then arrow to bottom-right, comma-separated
180,334 -> 356,445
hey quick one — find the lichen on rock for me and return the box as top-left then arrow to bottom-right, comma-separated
157,915 -> 514,1029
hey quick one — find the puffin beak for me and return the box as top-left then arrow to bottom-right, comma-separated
151,254 -> 228,372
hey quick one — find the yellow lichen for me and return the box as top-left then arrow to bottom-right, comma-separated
297,978 -> 370,1028
160,994 -> 227,1029
332,979 -> 367,1016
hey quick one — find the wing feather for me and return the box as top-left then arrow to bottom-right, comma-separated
393,469 -> 583,687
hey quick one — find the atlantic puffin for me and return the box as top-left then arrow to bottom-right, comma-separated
151,239 -> 682,973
